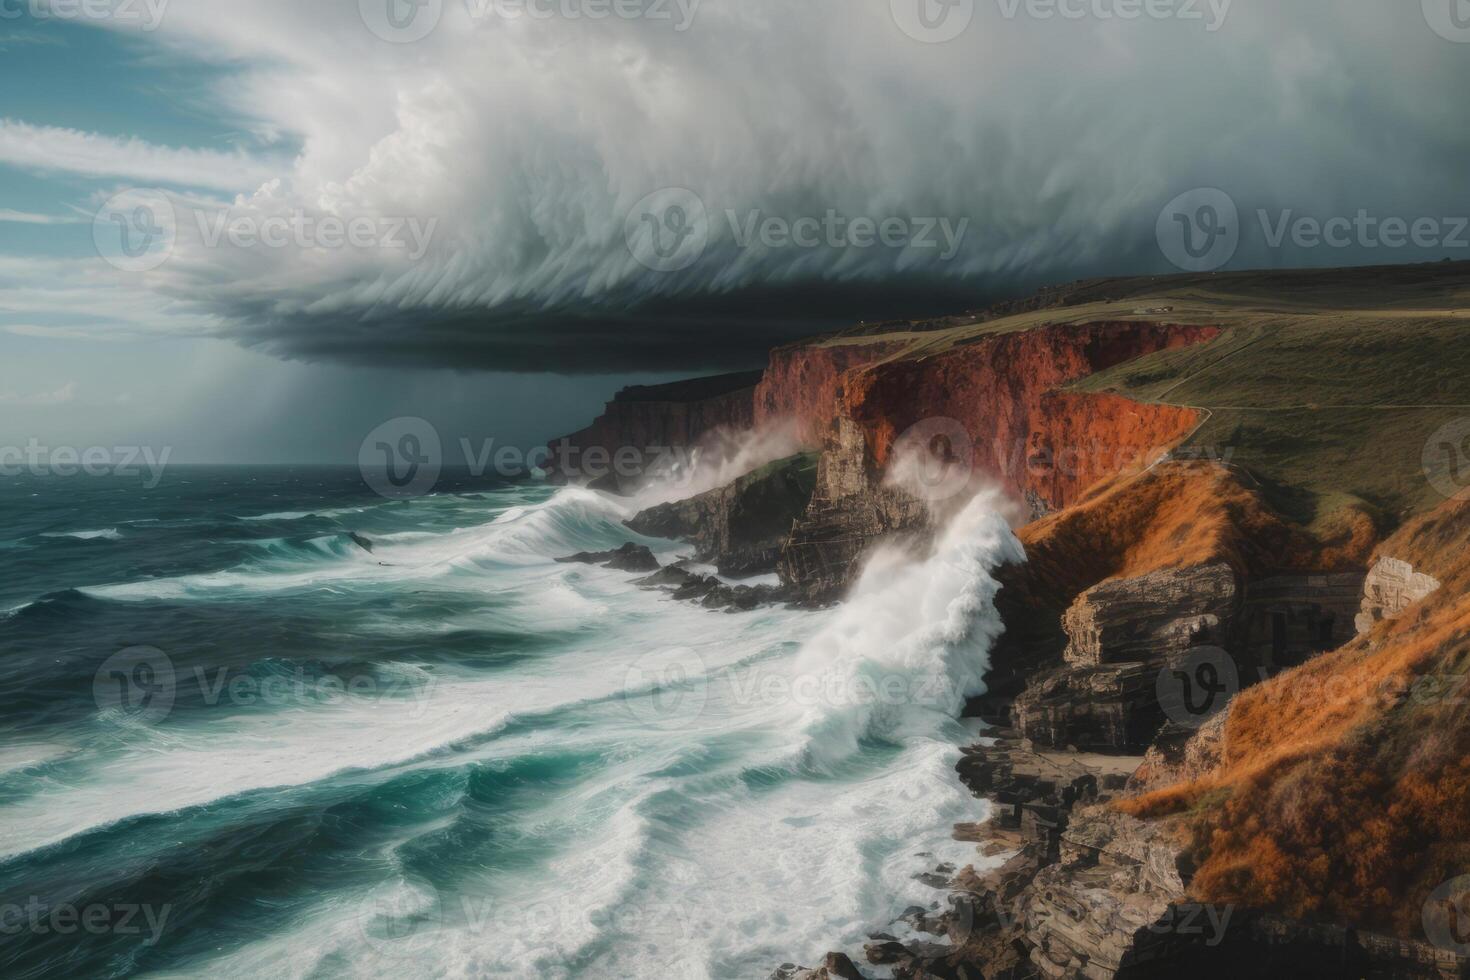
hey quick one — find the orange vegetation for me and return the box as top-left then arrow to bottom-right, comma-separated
1120,496 -> 1470,939
1014,460 -> 1376,609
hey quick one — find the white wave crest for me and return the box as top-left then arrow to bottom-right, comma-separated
787,488 -> 1025,768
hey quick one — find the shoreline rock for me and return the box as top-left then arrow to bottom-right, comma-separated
555,542 -> 661,572
809,733 -> 1469,979
626,453 -> 818,578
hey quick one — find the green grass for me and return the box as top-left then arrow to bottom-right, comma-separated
807,261 -> 1470,528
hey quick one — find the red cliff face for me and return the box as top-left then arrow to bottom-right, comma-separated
551,322 -> 1218,506
839,322 -> 1221,513
752,340 -> 906,445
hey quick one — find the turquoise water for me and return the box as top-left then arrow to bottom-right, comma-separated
0,468 -> 1018,978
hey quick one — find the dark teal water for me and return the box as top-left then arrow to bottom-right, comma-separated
0,468 -> 1012,979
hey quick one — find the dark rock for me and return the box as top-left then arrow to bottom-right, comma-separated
627,453 -> 819,577
1061,563 -> 1238,669
544,371 -> 761,494
822,951 -> 866,980
1011,662 -> 1164,754
899,904 -> 948,935
899,941 -> 953,960
556,542 -> 660,572
673,575 -> 722,601
702,583 -> 786,612
635,565 -> 701,589
864,941 -> 909,965
636,564 -> 789,612
606,543 -> 661,572
778,419 -> 932,604
1012,562 -> 1241,752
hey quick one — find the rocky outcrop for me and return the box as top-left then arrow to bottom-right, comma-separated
1061,564 -> 1238,669
897,734 -> 1467,980
1124,714 -> 1227,798
1012,663 -> 1169,755
556,542 -> 661,572
1012,563 -> 1240,753
1027,806 -> 1190,979
635,565 -> 788,612
1112,499 -> 1470,947
776,324 -> 1222,604
626,454 -> 818,577
769,952 -> 868,980
1355,556 -> 1441,634
776,418 -> 932,604
946,735 -> 1198,980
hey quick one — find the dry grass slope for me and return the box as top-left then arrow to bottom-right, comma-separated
1119,496 -> 1470,939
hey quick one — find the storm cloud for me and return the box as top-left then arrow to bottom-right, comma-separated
58,0 -> 1470,370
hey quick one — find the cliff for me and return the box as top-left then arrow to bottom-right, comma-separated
775,322 -> 1224,604
998,461 -> 1373,755
839,321 -> 1220,515
546,370 -> 761,490
752,338 -> 908,445
547,261 -> 1470,976
1121,494 -> 1470,943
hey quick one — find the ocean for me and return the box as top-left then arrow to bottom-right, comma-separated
0,467 -> 1021,979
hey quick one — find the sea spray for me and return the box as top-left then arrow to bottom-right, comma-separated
626,422 -> 805,510
787,488 -> 1026,769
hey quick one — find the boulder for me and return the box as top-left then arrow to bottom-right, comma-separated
778,419 -> 932,604
864,941 -> 909,965
1355,556 -> 1441,634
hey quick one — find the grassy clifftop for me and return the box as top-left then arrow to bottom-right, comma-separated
825,261 -> 1470,527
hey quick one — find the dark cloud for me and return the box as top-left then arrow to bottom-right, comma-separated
77,0 -> 1470,371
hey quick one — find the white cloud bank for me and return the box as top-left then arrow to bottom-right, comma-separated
14,1 -> 1470,370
